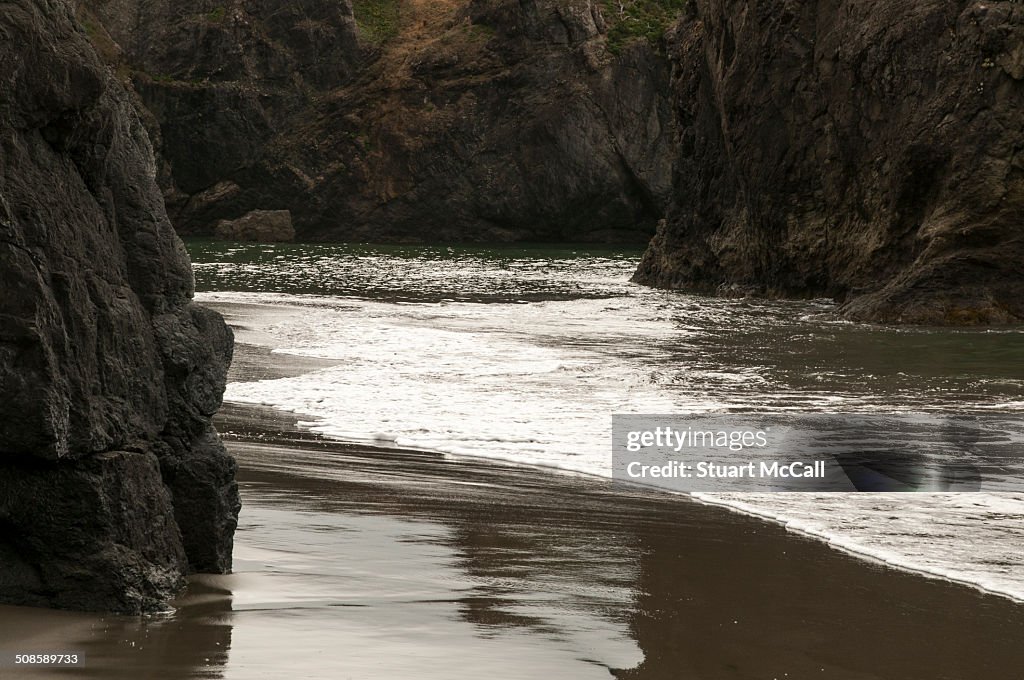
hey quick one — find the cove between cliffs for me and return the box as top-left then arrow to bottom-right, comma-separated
75,0 -> 1024,325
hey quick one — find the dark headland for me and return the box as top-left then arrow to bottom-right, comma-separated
0,0 -> 239,613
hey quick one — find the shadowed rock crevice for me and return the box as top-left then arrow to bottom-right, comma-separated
0,0 -> 239,613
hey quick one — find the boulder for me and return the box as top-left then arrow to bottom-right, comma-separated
215,210 -> 296,242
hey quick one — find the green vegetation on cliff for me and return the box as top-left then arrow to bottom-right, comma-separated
602,0 -> 686,53
353,0 -> 400,45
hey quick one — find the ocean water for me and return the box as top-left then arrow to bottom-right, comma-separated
190,241 -> 1024,603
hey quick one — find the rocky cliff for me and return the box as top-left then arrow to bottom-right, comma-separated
635,0 -> 1024,324
273,0 -> 676,242
79,0 -> 676,242
0,0 -> 239,612
75,0 -> 1023,322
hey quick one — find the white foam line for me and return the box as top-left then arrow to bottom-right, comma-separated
688,492 -> 1024,605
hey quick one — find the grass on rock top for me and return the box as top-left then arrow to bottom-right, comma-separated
353,0 -> 401,45
601,0 -> 686,53
351,0 -> 682,53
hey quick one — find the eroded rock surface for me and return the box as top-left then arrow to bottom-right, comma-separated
635,0 -> 1024,325
0,0 -> 239,612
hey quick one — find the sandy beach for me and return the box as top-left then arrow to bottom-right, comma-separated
2,391 -> 1024,679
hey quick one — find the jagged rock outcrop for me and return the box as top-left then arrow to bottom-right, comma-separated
80,0 -> 676,242
635,0 -> 1024,324
0,0 -> 239,612
215,209 -> 296,241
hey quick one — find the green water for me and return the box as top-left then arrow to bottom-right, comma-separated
188,240 -> 646,302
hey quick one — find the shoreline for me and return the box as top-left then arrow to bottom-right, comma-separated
198,284 -> 1024,609
687,490 -> 1024,606
217,402 -> 1024,678
219,397 -> 1024,605
215,322 -> 1024,607
218,365 -> 1024,609
1,401 -> 1022,678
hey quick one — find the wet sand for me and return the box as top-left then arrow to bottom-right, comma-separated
3,399 -> 1024,679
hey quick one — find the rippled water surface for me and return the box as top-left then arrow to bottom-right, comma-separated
190,240 -> 1024,601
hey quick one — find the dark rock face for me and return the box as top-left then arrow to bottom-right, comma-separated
0,0 -> 239,612
0,452 -> 186,613
215,209 -> 296,242
284,0 -> 676,243
78,0 -> 362,235
635,0 -> 1024,324
80,0 -> 676,242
